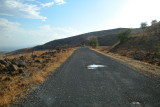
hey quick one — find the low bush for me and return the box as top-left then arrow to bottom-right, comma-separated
117,29 -> 132,43
89,37 -> 99,48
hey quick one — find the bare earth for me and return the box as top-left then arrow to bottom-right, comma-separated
18,48 -> 160,107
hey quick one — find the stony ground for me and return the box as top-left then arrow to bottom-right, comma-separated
0,47 -> 76,106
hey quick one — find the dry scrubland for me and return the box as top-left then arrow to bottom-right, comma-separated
0,47 -> 77,106
110,22 -> 160,66
89,22 -> 160,81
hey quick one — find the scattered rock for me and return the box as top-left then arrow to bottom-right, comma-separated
31,55 -> 37,58
22,72 -> 30,77
20,84 -> 25,87
7,64 -> 18,71
28,60 -> 32,63
41,51 -> 56,56
0,92 -> 4,96
155,62 -> 160,66
26,60 -> 32,65
41,64 -> 46,68
5,64 -> 18,74
41,56 -> 46,58
3,68 -> 8,72
4,58 -> 10,63
4,77 -> 11,81
62,49 -> 67,52
0,63 -> 6,71
35,60 -> 40,63
29,72 -> 33,76
18,60 -> 26,68
56,47 -> 62,53
0,59 -> 7,65
10,58 -> 19,65
18,69 -> 24,74
133,51 -> 146,61
45,59 -> 51,63
19,56 -> 26,60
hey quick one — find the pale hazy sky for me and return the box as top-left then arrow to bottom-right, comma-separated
0,0 -> 160,48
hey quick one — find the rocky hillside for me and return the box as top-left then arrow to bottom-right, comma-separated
7,28 -> 140,55
0,47 -> 75,106
110,22 -> 160,66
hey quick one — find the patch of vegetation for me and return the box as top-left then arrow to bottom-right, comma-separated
117,29 -> 132,43
140,22 -> 148,30
151,20 -> 158,26
156,44 -> 160,55
80,44 -> 86,47
111,20 -> 160,66
89,37 -> 99,48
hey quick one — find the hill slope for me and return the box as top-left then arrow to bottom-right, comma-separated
8,28 -> 139,55
110,22 -> 160,66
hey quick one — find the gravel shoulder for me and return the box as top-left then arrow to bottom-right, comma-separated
18,48 -> 160,107
92,48 -> 160,81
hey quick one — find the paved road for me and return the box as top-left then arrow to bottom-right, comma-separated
19,48 -> 160,107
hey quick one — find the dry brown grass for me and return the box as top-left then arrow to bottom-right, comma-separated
91,47 -> 160,80
0,47 -> 78,106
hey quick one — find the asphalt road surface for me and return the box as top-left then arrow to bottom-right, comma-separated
18,48 -> 160,107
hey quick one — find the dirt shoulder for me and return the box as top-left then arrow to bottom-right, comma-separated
91,47 -> 160,81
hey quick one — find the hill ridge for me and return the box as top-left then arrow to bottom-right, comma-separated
7,28 -> 140,55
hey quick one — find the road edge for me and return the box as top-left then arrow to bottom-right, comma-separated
90,48 -> 160,81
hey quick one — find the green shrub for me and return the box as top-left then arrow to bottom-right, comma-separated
140,22 -> 148,30
89,37 -> 98,48
151,20 -> 158,26
81,44 -> 86,47
117,29 -> 132,43
157,44 -> 160,55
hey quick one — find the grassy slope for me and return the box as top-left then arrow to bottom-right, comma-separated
0,47 -> 78,106
110,22 -> 160,66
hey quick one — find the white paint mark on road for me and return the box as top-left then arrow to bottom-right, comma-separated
87,64 -> 106,69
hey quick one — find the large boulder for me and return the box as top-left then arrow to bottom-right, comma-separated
41,56 -> 46,58
35,60 -> 41,63
18,60 -> 26,68
18,68 -> 24,74
7,64 -> 18,71
0,63 -> 6,71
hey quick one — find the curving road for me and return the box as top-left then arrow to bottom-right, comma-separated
19,48 -> 160,107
